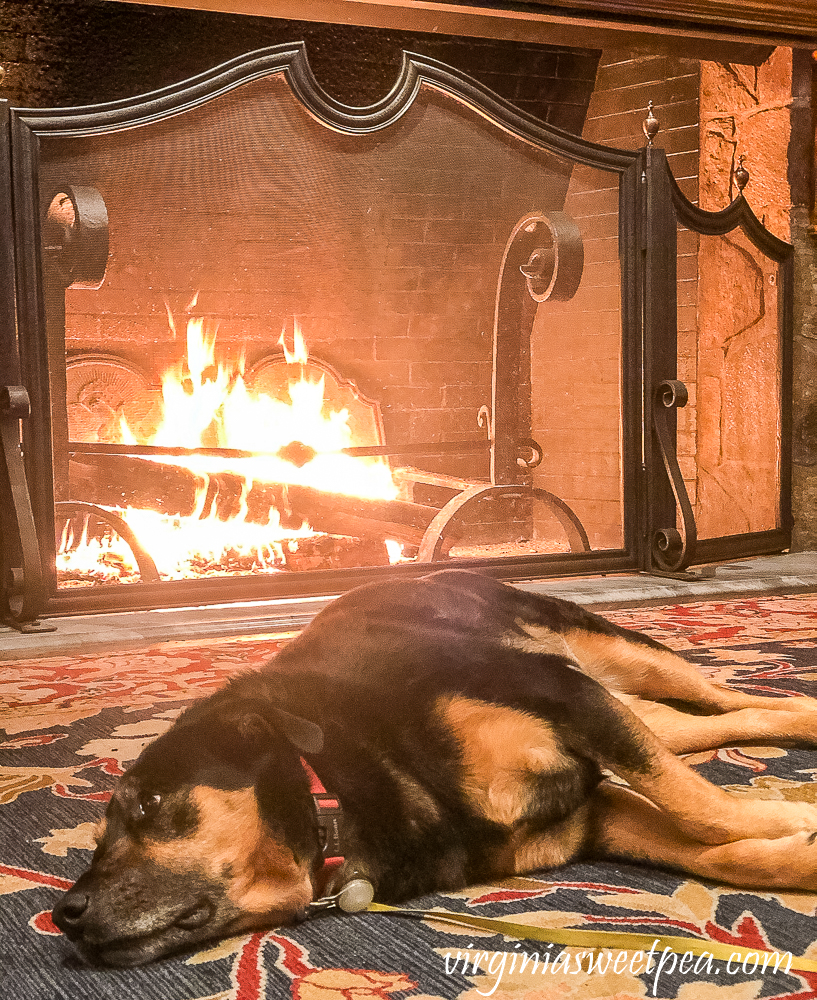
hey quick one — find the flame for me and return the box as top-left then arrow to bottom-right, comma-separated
61,309 -> 402,583
278,320 -> 308,365
138,316 -> 396,498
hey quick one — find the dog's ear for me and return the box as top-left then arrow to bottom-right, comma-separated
269,706 -> 324,754
233,706 -> 324,755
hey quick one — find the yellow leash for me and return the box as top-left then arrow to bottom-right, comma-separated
368,902 -> 817,975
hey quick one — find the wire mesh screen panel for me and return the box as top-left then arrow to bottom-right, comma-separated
35,62 -> 630,591
530,163 -> 624,552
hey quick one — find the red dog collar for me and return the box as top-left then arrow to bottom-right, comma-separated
300,758 -> 375,915
300,757 -> 344,875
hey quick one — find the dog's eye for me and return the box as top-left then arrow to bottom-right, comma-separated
137,792 -> 162,820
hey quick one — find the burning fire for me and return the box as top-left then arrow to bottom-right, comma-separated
126,315 -> 396,499
59,307 -> 401,583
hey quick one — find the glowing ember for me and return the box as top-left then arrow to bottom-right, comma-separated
59,309 -> 402,584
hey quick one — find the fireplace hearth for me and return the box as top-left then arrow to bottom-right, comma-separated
0,42 -> 794,626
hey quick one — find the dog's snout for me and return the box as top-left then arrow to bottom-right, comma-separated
52,888 -> 90,935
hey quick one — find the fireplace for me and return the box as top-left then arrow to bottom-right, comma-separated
0,41 -> 794,626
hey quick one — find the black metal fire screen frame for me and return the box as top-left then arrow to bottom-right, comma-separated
0,44 -> 794,624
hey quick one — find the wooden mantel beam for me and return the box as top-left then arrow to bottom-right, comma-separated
519,0 -> 817,44
104,0 -> 812,61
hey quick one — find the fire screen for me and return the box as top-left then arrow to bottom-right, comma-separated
0,45 -> 793,622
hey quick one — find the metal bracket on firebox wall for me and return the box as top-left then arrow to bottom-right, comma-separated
42,185 -> 109,289
0,386 -> 54,631
415,211 -> 590,560
650,379 -> 697,575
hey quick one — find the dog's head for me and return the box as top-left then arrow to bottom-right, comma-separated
52,691 -> 325,967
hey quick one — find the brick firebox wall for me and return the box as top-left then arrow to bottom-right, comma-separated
0,2 -> 600,134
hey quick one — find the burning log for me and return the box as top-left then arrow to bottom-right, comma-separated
68,453 -> 439,547
281,484 -> 433,546
283,535 -> 390,571
69,453 -> 206,518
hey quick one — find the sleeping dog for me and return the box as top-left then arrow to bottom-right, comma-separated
53,570 -> 817,966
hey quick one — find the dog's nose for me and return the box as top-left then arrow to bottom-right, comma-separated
52,890 -> 90,934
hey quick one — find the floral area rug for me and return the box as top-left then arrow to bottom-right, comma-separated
3,595 -> 817,1000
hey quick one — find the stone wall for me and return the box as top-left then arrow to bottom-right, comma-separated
789,52 -> 817,550
698,50 -> 808,542
700,53 -> 795,239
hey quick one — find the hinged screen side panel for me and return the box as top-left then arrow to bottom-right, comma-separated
695,227 -> 783,539
670,194 -> 792,562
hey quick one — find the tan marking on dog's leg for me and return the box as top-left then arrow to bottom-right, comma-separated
627,700 -> 817,754
562,629 -> 817,715
502,622 -> 574,660
591,782 -> 817,891
504,621 -> 739,708
149,787 -> 314,919
562,630 -> 733,705
605,730 -> 817,845
437,695 -> 575,827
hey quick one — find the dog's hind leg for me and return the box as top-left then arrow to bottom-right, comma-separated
456,656 -> 817,850
565,706 -> 817,849
559,626 -> 817,716
590,782 -> 817,891
624,697 -> 817,754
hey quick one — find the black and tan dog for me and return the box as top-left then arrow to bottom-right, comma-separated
53,570 -> 817,966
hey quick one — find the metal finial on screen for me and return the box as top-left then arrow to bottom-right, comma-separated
643,101 -> 660,146
734,154 -> 750,195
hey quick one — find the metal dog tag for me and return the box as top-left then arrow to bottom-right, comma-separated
308,878 -> 374,915
335,878 -> 375,913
